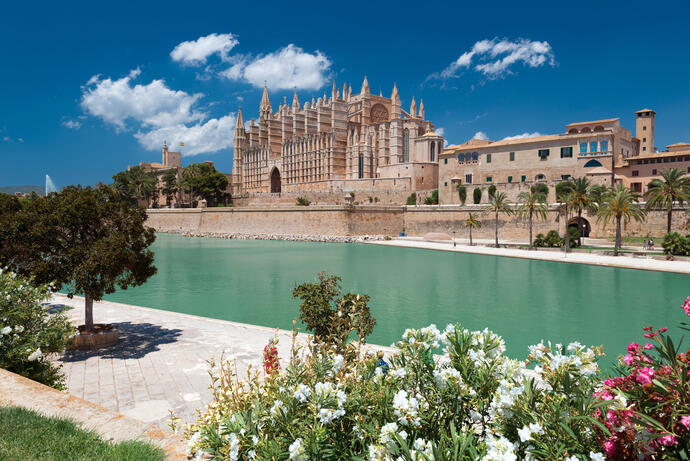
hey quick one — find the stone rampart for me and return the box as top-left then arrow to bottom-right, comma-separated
147,205 -> 689,240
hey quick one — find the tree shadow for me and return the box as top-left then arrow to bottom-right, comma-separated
60,321 -> 183,361
43,302 -> 73,315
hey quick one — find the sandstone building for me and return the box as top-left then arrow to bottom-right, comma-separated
439,109 -> 690,205
231,78 -> 443,200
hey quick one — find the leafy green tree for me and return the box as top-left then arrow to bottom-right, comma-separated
596,184 -> 646,256
457,185 -> 467,205
661,233 -> 690,256
424,189 -> 439,205
0,185 -> 157,332
473,188 -> 482,204
292,272 -> 376,352
555,181 -> 575,253
180,163 -> 229,207
488,184 -> 496,198
486,191 -> 513,247
161,169 -> 179,207
569,177 -> 599,246
405,192 -> 417,205
531,183 -> 549,198
644,168 -> 690,233
463,212 -> 482,246
517,190 -> 548,250
112,165 -> 158,206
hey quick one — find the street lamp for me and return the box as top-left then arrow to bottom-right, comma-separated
452,230 -> 456,248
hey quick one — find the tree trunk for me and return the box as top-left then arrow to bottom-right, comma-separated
494,210 -> 499,247
577,209 -> 583,246
667,209 -> 672,234
84,294 -> 94,332
564,204 -> 570,253
615,216 -> 622,256
469,226 -> 473,246
529,211 -> 533,250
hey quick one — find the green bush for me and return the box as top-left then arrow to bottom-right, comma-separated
296,197 -> 310,206
473,188 -> 482,204
568,226 -> 581,248
531,183 -> 549,197
423,190 -> 438,205
0,270 -> 75,389
456,185 -> 467,204
405,193 -> 417,206
534,230 -> 563,248
488,184 -> 496,198
662,232 -> 690,255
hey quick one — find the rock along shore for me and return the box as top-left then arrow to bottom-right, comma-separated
176,230 -> 387,243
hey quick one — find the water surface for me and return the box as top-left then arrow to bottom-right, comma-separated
105,233 -> 689,364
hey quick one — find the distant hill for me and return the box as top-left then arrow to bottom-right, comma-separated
0,185 -> 44,195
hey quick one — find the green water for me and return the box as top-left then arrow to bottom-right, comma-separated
104,233 -> 688,364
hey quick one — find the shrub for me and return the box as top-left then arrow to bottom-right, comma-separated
423,190 -> 438,205
531,183 -> 549,197
405,193 -> 417,206
568,226 -> 581,248
534,230 -> 563,248
374,197 -> 379,203
662,232 -> 690,255
457,185 -> 467,204
296,197 -> 310,206
488,184 -> 496,198
383,235 -> 392,241
292,273 -> 376,351
473,188 -> 482,204
0,269 -> 75,389
368,196 -> 373,203
533,233 -> 546,247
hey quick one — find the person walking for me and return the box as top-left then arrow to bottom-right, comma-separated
642,239 -> 647,251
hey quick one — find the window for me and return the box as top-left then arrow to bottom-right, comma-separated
643,126 -> 647,130
643,160 -> 649,164
652,169 -> 657,175
508,176 -> 513,183
444,182 -> 448,186
590,141 -> 597,152
643,147 -> 647,152
521,175 -> 526,183
580,142 -> 587,153
403,128 -> 409,162
465,174 -> 473,184
487,154 -> 492,163
631,183 -> 642,193
560,147 -> 573,158
444,158 -> 448,164
510,151 -> 515,161
538,149 -> 549,160
632,170 -> 639,177
561,174 -> 571,180
601,140 -> 608,153
358,154 -> 364,178
472,152 -> 478,162
584,159 -> 603,168
664,157 -> 670,163
486,176 -> 492,182
457,153 -> 464,163
642,138 -> 646,142
430,143 -> 435,161
536,174 -> 546,181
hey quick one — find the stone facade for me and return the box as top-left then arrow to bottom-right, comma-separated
231,78 -> 443,198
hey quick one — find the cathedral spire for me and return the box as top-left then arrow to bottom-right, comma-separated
235,106 -> 245,137
410,97 -> 417,118
260,84 -> 272,119
332,81 -> 337,101
361,76 -> 370,95
292,91 -> 300,112
391,82 -> 400,103
391,83 -> 401,119
419,99 -> 425,119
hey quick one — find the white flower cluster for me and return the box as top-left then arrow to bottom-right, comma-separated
488,379 -> 524,421
432,365 -> 463,388
481,434 -> 517,461
289,438 -> 308,460
27,348 -> 42,362
293,384 -> 311,403
517,422 -> 543,443
313,381 -> 347,424
529,341 -> 599,378
392,390 -> 421,426
401,324 -> 443,350
270,399 -> 286,419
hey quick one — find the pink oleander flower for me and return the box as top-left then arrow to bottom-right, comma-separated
624,353 -> 635,365
682,296 -> 690,315
627,342 -> 640,353
643,343 -> 653,350
659,327 -> 668,333
657,435 -> 678,446
681,416 -> 690,431
603,440 -> 616,457
635,367 -> 654,386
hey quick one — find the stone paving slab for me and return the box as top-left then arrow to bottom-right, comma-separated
0,368 -> 187,460
51,293 -> 390,432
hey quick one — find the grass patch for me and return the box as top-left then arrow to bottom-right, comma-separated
0,407 -> 165,461
607,236 -> 663,244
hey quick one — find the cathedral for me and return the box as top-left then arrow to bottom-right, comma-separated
231,77 -> 443,197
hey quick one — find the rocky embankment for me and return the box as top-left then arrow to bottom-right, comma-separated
176,231 -> 388,243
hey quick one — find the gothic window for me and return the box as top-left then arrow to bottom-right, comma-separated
358,154 -> 364,179
403,129 -> 409,162
430,143 -> 435,161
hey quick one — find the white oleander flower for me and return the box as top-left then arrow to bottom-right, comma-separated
14,325 -> 24,333
589,452 -> 605,461
228,432 -> 239,461
293,384 -> 311,403
319,407 -> 345,424
27,348 -> 42,361
392,390 -> 420,426
270,399 -> 285,418
289,438 -> 307,460
0,326 -> 11,336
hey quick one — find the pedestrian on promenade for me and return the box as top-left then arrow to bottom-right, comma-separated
376,351 -> 389,376
642,239 -> 647,251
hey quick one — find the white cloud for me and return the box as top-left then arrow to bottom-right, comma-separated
2,136 -> 9,142
62,120 -> 81,130
502,132 -> 543,140
17,138 -> 24,143
430,38 -> 555,81
134,114 -> 236,156
81,69 -> 234,156
435,127 -> 449,147
473,131 -> 489,140
170,33 -> 238,66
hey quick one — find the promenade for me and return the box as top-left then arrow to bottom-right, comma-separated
370,238 -> 690,274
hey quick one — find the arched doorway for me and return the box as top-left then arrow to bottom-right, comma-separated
568,217 -> 591,237
270,168 -> 281,193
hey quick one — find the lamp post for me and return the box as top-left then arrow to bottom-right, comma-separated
452,230 -> 456,248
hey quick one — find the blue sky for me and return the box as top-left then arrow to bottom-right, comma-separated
2,0 -> 690,188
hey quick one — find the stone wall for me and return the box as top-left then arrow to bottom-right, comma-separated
147,205 -> 689,240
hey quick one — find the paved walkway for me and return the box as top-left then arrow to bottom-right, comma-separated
370,239 -> 690,274
51,294 -> 318,430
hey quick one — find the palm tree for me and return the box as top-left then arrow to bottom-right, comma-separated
597,184 -> 647,256
463,212 -> 482,246
555,181 -> 575,253
487,192 -> 513,247
569,177 -> 599,246
517,190 -> 548,250
644,168 -> 690,234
